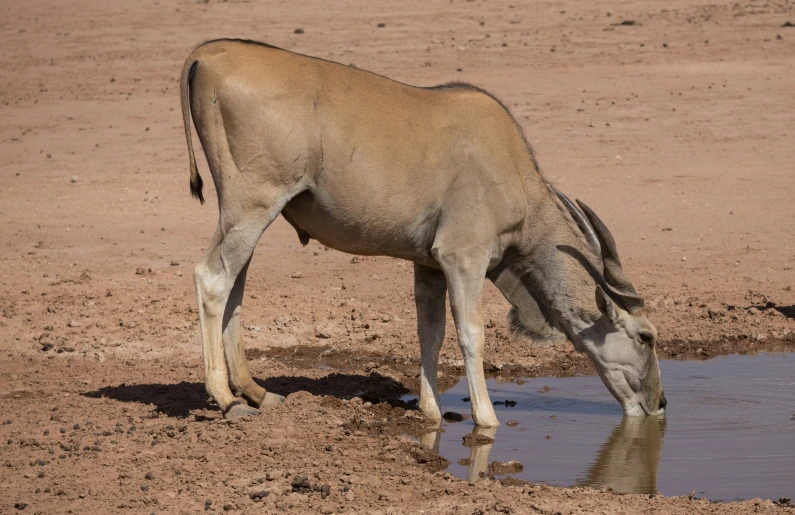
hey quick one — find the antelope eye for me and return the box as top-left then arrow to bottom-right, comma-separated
639,332 -> 654,345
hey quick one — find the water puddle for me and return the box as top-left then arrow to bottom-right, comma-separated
407,352 -> 795,501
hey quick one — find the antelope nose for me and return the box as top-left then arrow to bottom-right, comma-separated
659,393 -> 667,410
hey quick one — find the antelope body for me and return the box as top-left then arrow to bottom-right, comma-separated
180,39 -> 665,425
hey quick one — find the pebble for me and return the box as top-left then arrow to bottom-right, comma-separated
442,411 -> 464,422
294,28 -> 304,34
489,460 -> 524,475
170,260 -> 179,266
70,176 -> 78,183
462,433 -> 494,446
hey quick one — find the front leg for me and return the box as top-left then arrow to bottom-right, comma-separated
414,264 -> 447,423
435,249 -> 499,428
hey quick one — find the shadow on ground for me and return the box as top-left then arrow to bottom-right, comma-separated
84,372 -> 409,419
747,303 -> 794,319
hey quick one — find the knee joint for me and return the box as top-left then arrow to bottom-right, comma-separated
194,263 -> 228,307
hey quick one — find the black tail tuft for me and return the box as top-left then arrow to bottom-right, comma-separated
190,172 -> 204,204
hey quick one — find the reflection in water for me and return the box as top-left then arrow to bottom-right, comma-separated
581,416 -> 667,494
422,416 -> 665,491
464,426 -> 498,482
420,423 -> 498,483
419,425 -> 441,453
412,353 -> 795,500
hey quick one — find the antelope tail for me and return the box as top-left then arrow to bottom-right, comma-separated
180,58 -> 204,204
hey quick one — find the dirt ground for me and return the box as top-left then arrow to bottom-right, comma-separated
1,0 -> 794,513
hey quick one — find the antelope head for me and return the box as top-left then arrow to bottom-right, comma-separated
556,189 -> 666,417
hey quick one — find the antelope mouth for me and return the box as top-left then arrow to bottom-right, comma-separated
638,401 -> 665,417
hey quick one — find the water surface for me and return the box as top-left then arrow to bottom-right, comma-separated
410,353 -> 795,501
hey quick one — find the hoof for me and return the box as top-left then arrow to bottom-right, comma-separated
259,392 -> 286,408
224,403 -> 261,420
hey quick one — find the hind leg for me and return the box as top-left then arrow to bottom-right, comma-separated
223,259 -> 284,408
194,202 -> 286,419
414,264 -> 447,423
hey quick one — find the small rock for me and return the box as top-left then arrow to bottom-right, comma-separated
462,433 -> 494,446
170,260 -> 179,266
294,28 -> 304,34
442,412 -> 464,422
377,22 -> 386,28
248,491 -> 269,501
489,460 -> 524,475
345,490 -> 355,502
681,256 -> 687,262
748,307 -> 761,316
145,472 -> 154,480
291,475 -> 311,492
68,320 -> 81,328
313,322 -> 336,339
14,502 -> 28,510
291,272 -> 302,279
506,420 -> 519,427
70,176 -> 78,183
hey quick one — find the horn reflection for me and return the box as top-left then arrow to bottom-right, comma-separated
581,415 -> 667,494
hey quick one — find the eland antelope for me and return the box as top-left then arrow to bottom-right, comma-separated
179,39 -> 665,425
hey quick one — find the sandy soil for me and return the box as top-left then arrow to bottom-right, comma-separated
1,0 -> 794,513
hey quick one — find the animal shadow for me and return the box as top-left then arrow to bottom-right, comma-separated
84,372 -> 409,419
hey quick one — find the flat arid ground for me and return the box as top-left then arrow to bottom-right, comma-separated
1,0 -> 794,513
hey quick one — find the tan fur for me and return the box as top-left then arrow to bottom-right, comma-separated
180,39 -> 664,424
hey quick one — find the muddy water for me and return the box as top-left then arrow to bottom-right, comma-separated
411,353 -> 795,501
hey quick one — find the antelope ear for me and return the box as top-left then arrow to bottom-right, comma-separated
595,285 -> 618,323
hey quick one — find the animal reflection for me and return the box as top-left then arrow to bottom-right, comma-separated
421,424 -> 498,482
581,416 -> 666,494
421,415 -> 665,492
